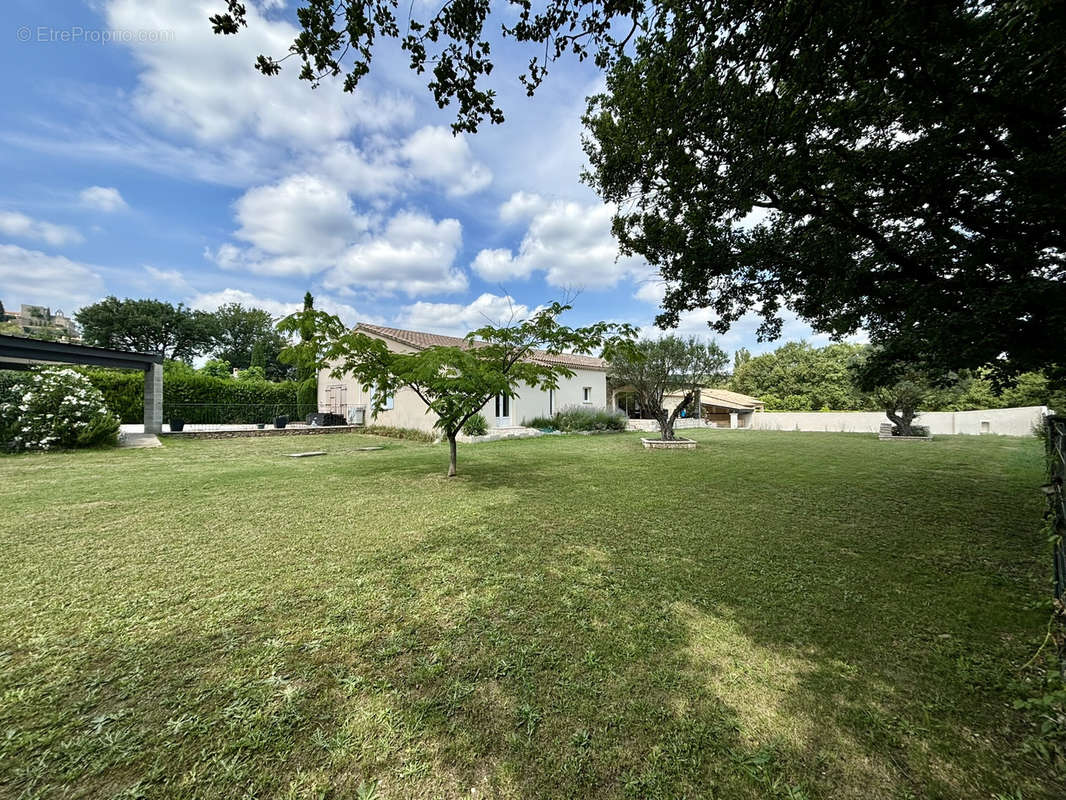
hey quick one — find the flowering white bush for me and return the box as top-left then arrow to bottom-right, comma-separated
0,368 -> 119,452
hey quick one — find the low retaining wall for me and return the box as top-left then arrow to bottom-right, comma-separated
161,425 -> 368,440
626,419 -> 713,433
752,406 -> 1047,437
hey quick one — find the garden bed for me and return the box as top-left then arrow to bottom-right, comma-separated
641,437 -> 697,449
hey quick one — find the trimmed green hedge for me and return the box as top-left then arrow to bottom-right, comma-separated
81,369 -> 313,425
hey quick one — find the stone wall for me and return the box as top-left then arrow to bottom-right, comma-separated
752,406 -> 1047,437
161,425 -> 368,440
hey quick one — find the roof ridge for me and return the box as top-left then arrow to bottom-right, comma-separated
354,322 -> 607,370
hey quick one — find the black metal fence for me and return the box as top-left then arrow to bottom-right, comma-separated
1047,416 -> 1066,603
163,402 -> 323,426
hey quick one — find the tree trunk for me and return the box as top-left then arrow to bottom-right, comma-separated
885,407 -> 917,436
654,410 -> 674,440
447,431 -> 458,477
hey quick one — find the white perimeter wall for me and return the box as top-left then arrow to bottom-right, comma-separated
751,406 -> 1047,437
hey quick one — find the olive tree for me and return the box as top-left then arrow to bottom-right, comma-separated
609,336 -> 728,441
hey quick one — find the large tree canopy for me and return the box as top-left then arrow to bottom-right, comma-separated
210,303 -> 292,380
75,297 -> 217,362
584,0 -> 1065,384
211,0 -> 1065,384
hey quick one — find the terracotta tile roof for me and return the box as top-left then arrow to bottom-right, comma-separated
355,323 -> 607,370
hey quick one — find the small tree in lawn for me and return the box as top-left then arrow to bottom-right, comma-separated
279,302 -> 635,477
875,376 -> 928,437
610,336 -> 728,441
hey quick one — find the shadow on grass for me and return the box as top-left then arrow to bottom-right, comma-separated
1,434 -> 1057,798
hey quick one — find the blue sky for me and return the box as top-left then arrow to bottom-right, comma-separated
0,0 -> 834,355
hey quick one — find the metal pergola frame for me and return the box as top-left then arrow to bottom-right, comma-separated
0,334 -> 164,432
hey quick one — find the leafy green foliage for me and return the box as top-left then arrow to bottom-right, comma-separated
0,368 -> 119,451
200,359 -> 233,379
550,406 -> 627,432
209,0 -> 645,133
609,336 -> 728,440
211,302 -> 292,380
461,413 -> 488,437
523,415 -> 555,430
361,425 -> 438,443
585,1 -> 1065,386
280,301 -> 634,475
730,342 -> 872,411
81,369 -> 306,425
75,297 -> 217,363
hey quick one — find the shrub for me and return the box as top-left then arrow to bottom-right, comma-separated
551,406 -> 628,432
461,413 -> 488,436
81,369 -> 307,424
0,368 -> 120,452
523,415 -> 555,430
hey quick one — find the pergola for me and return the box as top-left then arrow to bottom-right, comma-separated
0,334 -> 164,433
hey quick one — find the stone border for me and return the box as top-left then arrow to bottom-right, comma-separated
641,437 -> 697,450
161,425 -> 368,441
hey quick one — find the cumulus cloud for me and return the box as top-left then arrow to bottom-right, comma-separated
322,211 -> 467,296
0,211 -> 83,247
187,288 -> 369,327
210,176 -> 468,296
0,245 -> 103,311
396,293 -> 532,337
79,186 -> 127,212
104,0 -> 414,147
471,193 -> 643,288
400,126 -> 492,196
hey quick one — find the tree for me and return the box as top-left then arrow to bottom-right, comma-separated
211,303 -> 291,380
76,297 -> 216,362
280,302 -> 634,476
200,359 -> 233,380
730,342 -> 873,411
876,376 -> 929,438
585,1 -> 1065,386
209,2 -> 1064,386
609,336 -> 728,441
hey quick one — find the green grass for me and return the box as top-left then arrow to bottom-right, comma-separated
0,430 -> 1061,799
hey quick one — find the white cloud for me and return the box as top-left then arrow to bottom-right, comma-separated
401,126 -> 492,196
0,245 -> 103,311
225,174 -> 370,275
104,0 -> 414,147
306,141 -> 405,199
0,211 -> 83,247
323,211 -> 467,296
143,265 -> 188,290
210,178 -> 468,296
396,293 -> 531,337
499,190 -> 549,223
79,186 -> 127,212
471,193 -> 643,288
187,288 -> 369,327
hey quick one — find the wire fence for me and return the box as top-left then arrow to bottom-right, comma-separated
163,402 -> 324,427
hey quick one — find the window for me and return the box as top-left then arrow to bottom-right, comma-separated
383,394 -> 394,411
495,394 -> 510,418
582,387 -> 592,403
548,389 -> 554,415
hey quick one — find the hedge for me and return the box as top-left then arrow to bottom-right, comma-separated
81,369 -> 317,425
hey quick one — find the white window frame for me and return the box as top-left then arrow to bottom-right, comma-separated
582,386 -> 592,404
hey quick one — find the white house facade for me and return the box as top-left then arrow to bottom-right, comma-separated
318,324 -> 608,433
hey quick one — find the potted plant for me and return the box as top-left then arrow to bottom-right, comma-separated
170,417 -> 185,432
274,415 -> 288,429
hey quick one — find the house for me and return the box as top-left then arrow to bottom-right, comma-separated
317,323 -> 608,433
612,386 -> 764,428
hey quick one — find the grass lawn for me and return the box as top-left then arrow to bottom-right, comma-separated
0,429 -> 1062,799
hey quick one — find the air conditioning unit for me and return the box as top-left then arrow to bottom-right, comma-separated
349,406 -> 366,425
